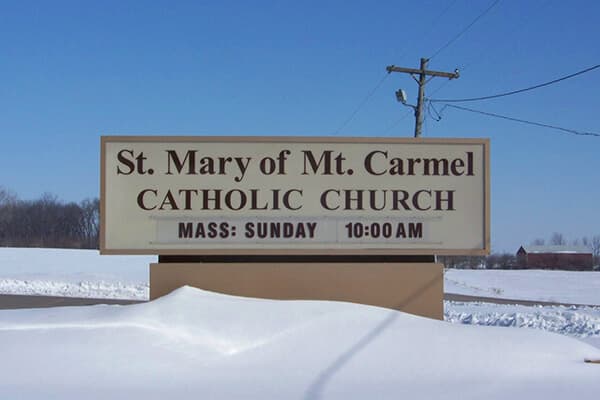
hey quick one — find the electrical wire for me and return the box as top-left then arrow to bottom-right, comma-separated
333,0 -> 462,136
444,104 -> 600,137
383,109 -> 413,135
427,101 -> 444,122
332,73 -> 390,135
430,64 -> 600,103
427,0 -> 553,99
429,0 -> 501,60
426,0 -> 461,37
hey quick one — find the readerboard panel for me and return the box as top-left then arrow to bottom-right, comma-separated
100,136 -> 489,255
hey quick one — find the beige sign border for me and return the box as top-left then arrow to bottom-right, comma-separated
100,136 -> 490,256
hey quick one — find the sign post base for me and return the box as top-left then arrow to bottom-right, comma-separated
150,262 -> 444,320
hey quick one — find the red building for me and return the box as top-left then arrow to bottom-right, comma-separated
516,245 -> 593,270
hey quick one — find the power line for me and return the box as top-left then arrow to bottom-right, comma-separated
444,104 -> 600,137
333,0 -> 462,136
427,0 -> 553,99
427,0 -> 461,34
332,73 -> 390,135
428,102 -> 443,122
383,110 -> 413,134
430,64 -> 600,103
429,0 -> 501,60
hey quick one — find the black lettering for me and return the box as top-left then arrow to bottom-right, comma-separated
389,158 -> 405,175
159,190 -> 179,210
407,158 -> 422,175
218,157 -> 233,175
198,157 -> 215,175
409,223 -> 423,238
208,222 -> 218,238
234,157 -> 252,182
245,222 -> 255,238
467,151 -> 474,176
137,189 -> 157,210
423,158 -> 449,176
219,222 -> 230,238
451,158 -> 465,176
396,223 -> 406,238
283,189 -> 303,211
364,150 -> 386,175
202,190 -> 221,210
260,157 -> 277,175
306,222 -> 317,238
166,150 -> 197,175
392,190 -> 411,210
413,190 -> 432,211
117,149 -> 135,175
178,189 -> 198,210
224,190 -> 247,211
195,223 -> 206,238
283,223 -> 294,238
344,190 -> 364,210
257,223 -> 267,238
250,189 -> 268,210
435,190 -> 455,211
302,150 -> 333,175
295,223 -> 306,238
178,222 -> 193,238
270,222 -> 280,238
369,190 -> 387,211
320,189 -> 339,210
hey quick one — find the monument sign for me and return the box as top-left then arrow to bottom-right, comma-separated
101,136 -> 489,255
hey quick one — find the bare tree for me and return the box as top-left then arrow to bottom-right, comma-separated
0,187 -> 16,206
498,253 -> 516,268
80,198 -> 100,249
531,238 -> 545,246
0,189 -> 100,249
550,232 -> 566,246
591,235 -> 600,259
582,236 -> 590,247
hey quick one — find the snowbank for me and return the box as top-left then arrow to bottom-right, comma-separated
446,301 -> 600,338
0,248 -> 598,351
0,286 -> 598,399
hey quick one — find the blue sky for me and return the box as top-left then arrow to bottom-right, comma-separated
0,0 -> 598,252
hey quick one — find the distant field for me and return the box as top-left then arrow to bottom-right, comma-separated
445,268 -> 600,306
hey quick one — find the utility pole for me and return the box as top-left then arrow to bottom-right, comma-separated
387,58 -> 459,138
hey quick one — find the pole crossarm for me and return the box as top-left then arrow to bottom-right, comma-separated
386,65 -> 459,80
386,58 -> 459,137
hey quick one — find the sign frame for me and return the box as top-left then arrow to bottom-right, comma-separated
100,136 -> 490,256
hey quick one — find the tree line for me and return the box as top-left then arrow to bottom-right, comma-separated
0,187 -> 99,249
441,232 -> 600,269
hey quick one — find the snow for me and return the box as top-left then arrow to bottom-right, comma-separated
0,247 -> 152,299
0,286 -> 599,399
1,248 -> 600,397
446,301 -> 600,339
1,248 -> 599,343
445,268 -> 600,306
3,248 -> 599,308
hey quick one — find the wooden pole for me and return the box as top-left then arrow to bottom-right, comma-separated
386,59 -> 459,137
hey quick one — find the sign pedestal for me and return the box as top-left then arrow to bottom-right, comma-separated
150,262 -> 444,320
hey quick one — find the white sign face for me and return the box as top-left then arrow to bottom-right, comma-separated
101,136 -> 489,255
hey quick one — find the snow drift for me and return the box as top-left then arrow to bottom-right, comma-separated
0,286 -> 599,399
